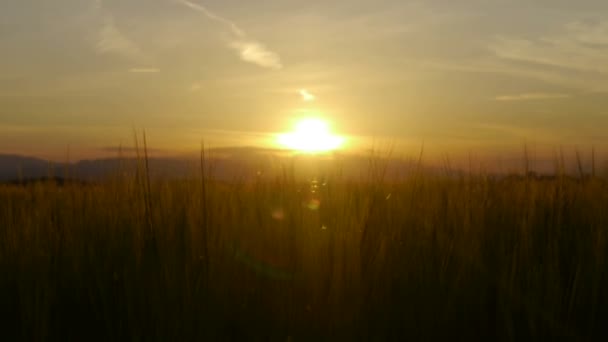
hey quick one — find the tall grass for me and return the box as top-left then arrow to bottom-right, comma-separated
1,146 -> 607,341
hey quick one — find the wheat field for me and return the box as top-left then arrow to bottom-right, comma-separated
1,151 -> 607,341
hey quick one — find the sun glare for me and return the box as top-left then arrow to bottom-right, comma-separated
278,118 -> 345,153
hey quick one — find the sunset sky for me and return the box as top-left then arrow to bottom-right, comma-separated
1,0 -> 608,160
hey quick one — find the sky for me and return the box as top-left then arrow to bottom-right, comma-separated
1,0 -> 608,161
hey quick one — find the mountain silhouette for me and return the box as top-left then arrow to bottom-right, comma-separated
0,147 -> 424,183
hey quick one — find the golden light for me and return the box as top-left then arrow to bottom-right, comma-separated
277,118 -> 345,153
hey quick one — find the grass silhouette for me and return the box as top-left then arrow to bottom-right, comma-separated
1,141 -> 607,341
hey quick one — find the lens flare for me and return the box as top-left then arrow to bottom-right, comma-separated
271,208 -> 285,220
305,198 -> 321,210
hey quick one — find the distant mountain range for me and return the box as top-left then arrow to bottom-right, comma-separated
0,147 -> 426,183
2,149 -> 594,184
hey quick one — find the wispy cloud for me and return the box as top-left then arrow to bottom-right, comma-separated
229,41 -> 282,70
175,0 -> 282,70
490,35 -> 608,74
299,89 -> 316,101
102,146 -> 165,154
487,20 -> 608,91
175,0 -> 244,37
426,20 -> 608,93
190,83 -> 202,92
129,68 -> 160,73
495,93 -> 571,101
96,16 -> 146,62
94,0 -> 155,68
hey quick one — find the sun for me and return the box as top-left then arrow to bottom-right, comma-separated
277,118 -> 345,153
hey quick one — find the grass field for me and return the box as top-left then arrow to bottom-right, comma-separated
1,151 -> 607,341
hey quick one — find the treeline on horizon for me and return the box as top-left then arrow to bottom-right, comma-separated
1,144 -> 607,340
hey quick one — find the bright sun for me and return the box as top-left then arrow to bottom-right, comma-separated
278,118 -> 345,153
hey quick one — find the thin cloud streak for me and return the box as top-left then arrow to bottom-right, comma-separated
102,146 -> 165,154
190,83 -> 202,92
175,0 -> 282,70
175,0 -> 244,37
495,93 -> 571,101
96,17 -> 145,61
129,68 -> 160,73
486,20 -> 608,92
94,0 -> 150,65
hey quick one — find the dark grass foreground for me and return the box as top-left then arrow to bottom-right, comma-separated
1,159 -> 608,341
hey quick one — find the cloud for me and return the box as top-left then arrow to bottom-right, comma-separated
190,82 -> 202,93
96,16 -> 146,61
230,41 -> 282,70
129,68 -> 160,73
299,89 -> 316,101
102,146 -> 165,154
487,20 -> 608,91
565,20 -> 608,46
175,0 -> 282,70
426,20 -> 608,93
174,0 -> 244,37
490,35 -> 608,74
495,93 -> 571,101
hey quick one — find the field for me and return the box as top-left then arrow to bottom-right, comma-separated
1,153 -> 608,341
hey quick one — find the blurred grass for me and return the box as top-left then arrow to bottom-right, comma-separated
1,148 -> 608,341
